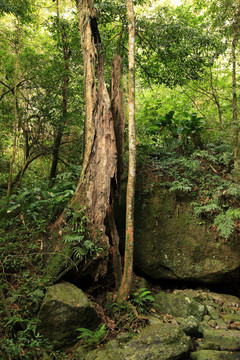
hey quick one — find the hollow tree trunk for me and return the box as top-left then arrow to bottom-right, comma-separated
49,0 -> 118,281
108,54 -> 126,287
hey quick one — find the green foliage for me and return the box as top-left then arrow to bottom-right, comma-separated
214,208 -> 240,240
1,318 -> 52,360
191,200 -> 240,240
0,168 -> 79,233
169,179 -> 193,193
0,169 -> 81,359
77,324 -> 107,347
131,288 -> 155,314
191,201 -> 221,216
62,208 -> 103,260
226,183 -> 240,197
0,0 -> 35,21
136,5 -> 225,86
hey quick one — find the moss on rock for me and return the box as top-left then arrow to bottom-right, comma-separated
190,350 -> 240,360
83,323 -> 191,360
133,185 -> 240,283
154,291 -> 205,321
202,328 -> 240,350
37,282 -> 100,348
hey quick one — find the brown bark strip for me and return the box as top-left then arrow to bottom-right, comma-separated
111,54 -> 126,195
107,207 -> 122,287
109,54 -> 126,286
232,12 -> 239,175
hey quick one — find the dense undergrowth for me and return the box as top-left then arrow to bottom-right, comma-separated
1,125 -> 240,359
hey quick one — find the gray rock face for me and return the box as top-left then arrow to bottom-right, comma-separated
202,328 -> 240,351
154,291 -> 205,321
190,350 -> 240,360
37,282 -> 100,348
177,316 -> 200,337
83,323 -> 191,360
132,181 -> 240,283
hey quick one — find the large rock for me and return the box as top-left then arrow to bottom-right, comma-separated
202,328 -> 240,351
37,282 -> 100,348
83,323 -> 191,360
190,350 -> 240,360
154,291 -> 205,321
133,181 -> 240,283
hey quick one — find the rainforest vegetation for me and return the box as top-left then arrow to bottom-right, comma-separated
0,0 -> 240,359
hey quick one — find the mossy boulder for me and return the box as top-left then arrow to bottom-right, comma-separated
190,350 -> 240,360
154,291 -> 205,321
132,183 -> 240,283
202,328 -> 240,350
37,282 -> 100,348
83,323 -> 191,360
177,316 -> 200,336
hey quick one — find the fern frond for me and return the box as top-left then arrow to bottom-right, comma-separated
169,180 -> 192,193
214,208 -> 240,240
226,184 -> 240,197
192,202 -> 220,216
62,234 -> 84,244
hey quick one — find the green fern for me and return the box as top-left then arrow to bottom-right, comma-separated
169,180 -> 192,193
131,288 -> 155,314
191,201 -> 221,216
72,247 -> 86,259
226,184 -> 240,197
77,324 -> 106,347
214,208 -> 240,240
192,149 -> 217,163
62,234 -> 84,244
179,157 -> 201,174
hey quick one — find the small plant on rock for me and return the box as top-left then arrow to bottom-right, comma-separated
77,324 -> 107,347
131,288 -> 155,314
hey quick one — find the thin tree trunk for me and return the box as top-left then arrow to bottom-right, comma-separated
7,18 -> 20,196
118,0 -> 136,302
232,20 -> 239,175
49,2 -> 70,186
49,46 -> 70,185
209,67 -> 223,125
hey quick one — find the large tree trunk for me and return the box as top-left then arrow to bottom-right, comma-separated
118,0 -> 136,302
108,54 -> 126,287
49,0 -> 118,281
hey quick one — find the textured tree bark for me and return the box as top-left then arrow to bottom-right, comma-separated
232,16 -> 239,175
111,54 -> 126,196
109,54 -> 126,286
118,0 -> 136,301
48,0 -> 118,280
